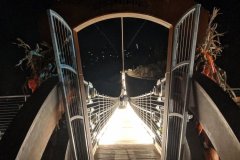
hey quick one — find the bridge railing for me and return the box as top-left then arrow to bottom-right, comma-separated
226,88 -> 240,106
130,90 -> 164,149
0,95 -> 29,140
87,94 -> 119,149
83,81 -> 119,152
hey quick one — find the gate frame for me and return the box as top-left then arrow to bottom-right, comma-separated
48,10 -> 94,160
72,13 -> 173,158
161,4 -> 201,160
49,5 -> 201,159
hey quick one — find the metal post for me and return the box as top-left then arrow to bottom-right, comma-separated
150,94 -> 152,131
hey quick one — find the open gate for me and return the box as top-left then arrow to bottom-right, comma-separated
48,10 -> 93,160
47,4 -> 200,160
162,4 -> 201,160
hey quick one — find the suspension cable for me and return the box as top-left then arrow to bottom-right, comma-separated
121,17 -> 124,72
94,24 -> 118,54
127,20 -> 146,49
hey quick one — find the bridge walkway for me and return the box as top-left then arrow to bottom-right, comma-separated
94,103 -> 160,160
95,145 -> 160,160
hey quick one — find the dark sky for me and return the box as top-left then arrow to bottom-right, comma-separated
196,0 -> 240,87
78,18 -> 168,96
0,0 -> 54,95
79,18 -> 168,68
0,0 -> 240,96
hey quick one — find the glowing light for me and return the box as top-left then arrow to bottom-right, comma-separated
121,72 -> 127,96
98,103 -> 154,145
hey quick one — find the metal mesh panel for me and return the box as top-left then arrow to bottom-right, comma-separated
62,69 -> 83,117
0,95 -> 29,139
87,95 -> 118,148
167,116 -> 182,159
163,4 -> 201,160
130,92 -> 164,147
48,10 -> 90,160
72,119 -> 88,159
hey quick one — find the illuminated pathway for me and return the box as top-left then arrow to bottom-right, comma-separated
98,103 -> 153,145
95,103 -> 161,160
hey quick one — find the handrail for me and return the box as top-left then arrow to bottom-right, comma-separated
190,74 -> 240,159
0,95 -> 30,140
0,95 -> 30,99
87,94 -> 119,152
226,88 -> 240,106
0,77 -> 62,159
130,86 -> 164,153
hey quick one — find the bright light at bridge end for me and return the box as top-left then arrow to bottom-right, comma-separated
98,103 -> 154,145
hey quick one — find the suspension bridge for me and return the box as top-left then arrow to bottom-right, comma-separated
0,2 -> 240,160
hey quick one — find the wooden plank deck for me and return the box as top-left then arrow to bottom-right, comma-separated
94,144 -> 161,160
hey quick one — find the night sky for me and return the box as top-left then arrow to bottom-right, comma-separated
0,0 -> 240,96
78,18 -> 168,96
196,0 -> 240,88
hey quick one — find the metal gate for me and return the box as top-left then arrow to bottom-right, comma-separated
162,4 -> 201,160
48,10 -> 93,160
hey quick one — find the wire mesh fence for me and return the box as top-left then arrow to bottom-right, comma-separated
0,95 -> 29,140
130,90 -> 164,148
87,94 -> 119,148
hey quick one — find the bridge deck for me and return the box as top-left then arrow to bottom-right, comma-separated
94,144 -> 161,160
98,103 -> 153,145
95,104 -> 160,159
